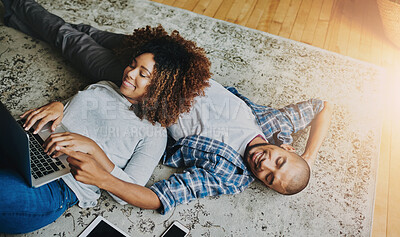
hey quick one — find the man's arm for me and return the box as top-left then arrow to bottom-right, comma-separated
101,173 -> 162,210
58,146 -> 161,210
301,101 -> 333,167
58,144 -> 252,214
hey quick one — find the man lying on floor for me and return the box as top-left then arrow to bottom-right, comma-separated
61,79 -> 333,214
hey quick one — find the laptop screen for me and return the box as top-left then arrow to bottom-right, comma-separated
0,101 -> 32,185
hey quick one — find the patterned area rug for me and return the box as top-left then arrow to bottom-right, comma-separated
0,0 -> 385,236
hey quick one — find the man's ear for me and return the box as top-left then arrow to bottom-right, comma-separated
280,144 -> 296,152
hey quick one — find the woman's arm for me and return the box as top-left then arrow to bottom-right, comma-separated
58,146 -> 161,209
301,101 -> 334,167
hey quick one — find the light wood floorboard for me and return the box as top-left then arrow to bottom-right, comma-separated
151,0 -> 400,236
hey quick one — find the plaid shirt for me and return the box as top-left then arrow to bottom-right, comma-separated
150,87 -> 324,214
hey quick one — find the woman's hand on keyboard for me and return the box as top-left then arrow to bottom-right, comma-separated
43,132 -> 115,172
20,101 -> 64,134
44,132 -> 97,155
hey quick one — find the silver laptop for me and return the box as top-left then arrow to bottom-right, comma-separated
0,101 -> 71,188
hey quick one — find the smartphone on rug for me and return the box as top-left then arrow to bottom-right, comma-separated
78,216 -> 130,237
160,221 -> 189,237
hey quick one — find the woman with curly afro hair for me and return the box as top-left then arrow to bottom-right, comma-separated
117,25 -> 211,127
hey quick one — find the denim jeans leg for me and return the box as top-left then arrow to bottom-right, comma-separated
0,169 -> 77,234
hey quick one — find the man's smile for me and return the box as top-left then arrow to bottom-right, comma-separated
252,151 -> 263,164
250,148 -> 271,172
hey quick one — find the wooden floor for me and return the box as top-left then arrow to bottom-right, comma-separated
150,0 -> 400,236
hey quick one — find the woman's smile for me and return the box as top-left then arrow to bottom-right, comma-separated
122,79 -> 136,89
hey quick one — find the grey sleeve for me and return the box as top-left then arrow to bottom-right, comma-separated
107,129 -> 167,205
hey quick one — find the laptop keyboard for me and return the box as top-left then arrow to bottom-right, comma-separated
17,120 -> 66,179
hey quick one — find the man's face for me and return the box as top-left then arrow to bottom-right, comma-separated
245,142 -> 306,194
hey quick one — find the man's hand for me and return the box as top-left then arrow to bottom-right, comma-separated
58,146 -> 110,187
20,101 -> 64,134
44,133 -> 115,172
280,144 -> 296,152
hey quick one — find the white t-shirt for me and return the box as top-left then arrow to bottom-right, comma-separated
168,79 -> 263,156
61,81 -> 167,208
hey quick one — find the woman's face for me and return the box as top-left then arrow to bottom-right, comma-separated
120,53 -> 155,104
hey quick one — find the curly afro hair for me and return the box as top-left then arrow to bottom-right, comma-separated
116,25 -> 211,127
